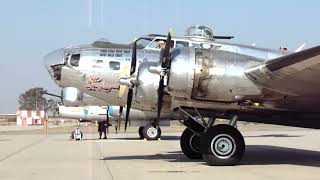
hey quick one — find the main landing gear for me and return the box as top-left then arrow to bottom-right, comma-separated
138,123 -> 162,140
178,107 -> 245,166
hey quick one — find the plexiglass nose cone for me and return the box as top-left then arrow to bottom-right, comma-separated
44,49 -> 64,82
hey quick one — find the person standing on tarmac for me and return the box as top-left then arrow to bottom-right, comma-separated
98,120 -> 107,139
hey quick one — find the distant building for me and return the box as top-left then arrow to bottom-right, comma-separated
0,114 -> 16,125
16,110 -> 45,126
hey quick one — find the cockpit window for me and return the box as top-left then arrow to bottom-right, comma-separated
149,39 -> 165,49
176,41 -> 189,48
109,61 -> 120,70
136,38 -> 153,48
64,53 -> 70,64
148,39 -> 174,49
70,54 -> 80,67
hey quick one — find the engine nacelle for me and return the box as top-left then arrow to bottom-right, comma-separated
168,48 -> 261,102
58,105 -> 172,123
62,87 -> 83,106
58,105 -> 108,120
62,87 -> 106,107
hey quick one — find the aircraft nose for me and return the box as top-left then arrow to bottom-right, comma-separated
44,48 -> 64,83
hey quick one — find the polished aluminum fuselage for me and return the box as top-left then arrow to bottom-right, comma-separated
45,37 -> 320,117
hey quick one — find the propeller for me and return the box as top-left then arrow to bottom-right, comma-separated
106,106 -> 110,134
115,106 -> 123,133
60,89 -> 64,105
124,41 -> 137,132
155,30 -> 173,127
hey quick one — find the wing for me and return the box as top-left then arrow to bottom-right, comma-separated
245,46 -> 320,96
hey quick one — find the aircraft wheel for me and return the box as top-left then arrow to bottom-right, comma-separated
180,128 -> 202,159
200,124 -> 245,166
75,132 -> 83,141
72,130 -> 83,141
70,130 -> 75,139
138,126 -> 144,139
142,124 -> 161,140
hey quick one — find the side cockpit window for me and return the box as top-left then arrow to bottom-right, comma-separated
148,39 -> 174,49
176,41 -> 189,48
70,54 -> 80,67
109,61 -> 120,70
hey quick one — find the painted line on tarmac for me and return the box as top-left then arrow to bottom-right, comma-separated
96,143 -> 115,180
0,136 -> 47,163
94,139 -> 147,143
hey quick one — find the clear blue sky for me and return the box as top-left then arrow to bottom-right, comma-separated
0,0 -> 319,113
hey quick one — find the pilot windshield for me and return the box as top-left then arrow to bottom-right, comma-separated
136,38 -> 153,48
148,39 -> 166,49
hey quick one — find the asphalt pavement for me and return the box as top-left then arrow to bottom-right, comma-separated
0,126 -> 319,180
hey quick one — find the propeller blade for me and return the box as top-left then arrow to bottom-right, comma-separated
117,106 -> 123,133
115,122 -> 118,134
60,90 -> 64,104
123,40 -> 138,132
155,29 -> 174,127
156,77 -> 165,127
106,106 -> 110,134
124,89 -> 133,132
161,30 -> 173,68
130,41 -> 137,75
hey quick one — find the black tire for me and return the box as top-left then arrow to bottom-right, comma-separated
180,128 -> 202,159
72,130 -> 83,140
70,130 -> 75,139
142,124 -> 161,140
200,124 -> 245,166
138,126 -> 144,139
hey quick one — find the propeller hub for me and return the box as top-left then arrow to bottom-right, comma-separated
148,66 -> 166,76
119,77 -> 137,88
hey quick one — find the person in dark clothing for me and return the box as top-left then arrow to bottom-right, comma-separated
98,120 -> 107,139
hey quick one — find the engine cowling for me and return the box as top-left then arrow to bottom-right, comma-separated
62,87 -> 83,106
62,87 -> 106,107
167,48 -> 261,102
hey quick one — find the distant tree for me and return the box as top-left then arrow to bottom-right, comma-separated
45,98 -> 58,113
18,87 -> 57,111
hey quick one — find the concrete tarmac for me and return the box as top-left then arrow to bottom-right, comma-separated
0,127 -> 319,180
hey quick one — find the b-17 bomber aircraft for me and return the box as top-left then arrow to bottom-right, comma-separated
58,87 -> 171,140
45,25 -> 320,166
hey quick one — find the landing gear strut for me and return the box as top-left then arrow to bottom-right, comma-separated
178,107 -> 245,166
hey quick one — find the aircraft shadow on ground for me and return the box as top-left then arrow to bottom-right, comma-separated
101,145 -> 320,167
82,135 -> 180,141
244,134 -> 302,138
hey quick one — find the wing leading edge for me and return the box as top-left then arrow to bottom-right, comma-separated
245,46 -> 320,96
